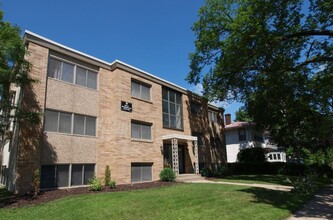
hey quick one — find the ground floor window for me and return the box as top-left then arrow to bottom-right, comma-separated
41,164 -> 95,189
131,163 -> 152,183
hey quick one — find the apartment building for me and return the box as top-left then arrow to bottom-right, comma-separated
0,31 -> 226,193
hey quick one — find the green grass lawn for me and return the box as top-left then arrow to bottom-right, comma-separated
0,183 -> 307,220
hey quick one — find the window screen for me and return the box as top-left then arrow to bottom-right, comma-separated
61,62 -> 74,83
41,165 -> 56,189
56,165 -> 69,187
48,58 -> 61,79
73,115 -> 85,135
131,163 -> 152,183
131,122 -> 151,140
131,81 -> 151,101
85,116 -> 96,136
76,66 -> 87,87
87,71 -> 97,90
71,164 -> 83,186
84,164 -> 95,184
59,112 -> 72,133
44,110 -> 59,132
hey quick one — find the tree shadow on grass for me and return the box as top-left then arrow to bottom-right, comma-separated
223,174 -> 292,186
238,186 -> 333,219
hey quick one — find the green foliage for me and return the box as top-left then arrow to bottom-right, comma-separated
289,174 -> 317,198
159,168 -> 176,182
110,179 -> 116,189
104,165 -> 111,187
200,167 -> 212,177
237,147 -> 266,163
32,169 -> 40,198
200,166 -> 230,177
187,0 -> 333,153
235,106 -> 252,122
89,176 -> 102,191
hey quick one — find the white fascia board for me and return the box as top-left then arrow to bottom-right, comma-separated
162,134 -> 197,141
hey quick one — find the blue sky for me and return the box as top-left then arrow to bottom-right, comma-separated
2,0 -> 242,120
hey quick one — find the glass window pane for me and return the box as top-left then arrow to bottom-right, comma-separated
170,115 -> 176,128
175,93 -> 182,105
169,103 -> 176,115
176,105 -> 181,116
59,112 -> 72,133
85,116 -> 96,136
141,124 -> 151,140
71,164 -> 83,186
131,165 -> 141,182
162,100 -> 169,113
131,123 -> 140,139
169,91 -> 175,103
76,66 -> 87,87
73,115 -> 85,135
163,113 -> 169,127
141,85 -> 150,101
131,81 -> 140,98
61,62 -> 74,83
57,165 -> 69,187
84,164 -> 95,184
141,165 -> 152,181
44,110 -> 59,132
87,71 -> 97,90
48,58 -> 61,79
162,88 -> 168,100
41,165 -> 56,189
176,117 -> 182,129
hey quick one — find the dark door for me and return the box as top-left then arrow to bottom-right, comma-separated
178,145 -> 185,174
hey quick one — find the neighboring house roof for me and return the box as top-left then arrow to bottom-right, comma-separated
225,121 -> 256,130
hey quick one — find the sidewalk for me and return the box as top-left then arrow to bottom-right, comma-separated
286,184 -> 333,220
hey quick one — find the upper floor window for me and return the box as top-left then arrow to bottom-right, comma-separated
48,57 -> 97,90
44,110 -> 96,136
191,102 -> 202,116
131,80 -> 151,101
162,87 -> 183,130
131,121 -> 152,140
208,111 -> 218,123
238,128 -> 246,141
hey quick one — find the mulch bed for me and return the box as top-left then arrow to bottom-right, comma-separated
1,181 -> 178,209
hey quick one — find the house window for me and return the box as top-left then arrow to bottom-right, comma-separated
131,121 -> 152,140
191,102 -> 202,116
131,80 -> 151,101
41,164 -> 95,189
253,131 -> 263,142
48,57 -> 97,90
131,163 -> 152,183
44,110 -> 96,136
238,128 -> 246,141
208,111 -> 218,123
162,87 -> 183,130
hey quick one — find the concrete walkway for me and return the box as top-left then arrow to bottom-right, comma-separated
286,184 -> 333,220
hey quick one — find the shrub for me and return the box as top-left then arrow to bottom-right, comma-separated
159,168 -> 176,182
32,169 -> 40,198
105,165 -> 111,187
200,167 -> 212,177
237,147 -> 266,163
110,179 -> 116,188
89,176 -> 103,191
289,174 -> 317,198
213,166 -> 231,177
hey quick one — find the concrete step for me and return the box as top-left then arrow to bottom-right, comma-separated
175,174 -> 206,182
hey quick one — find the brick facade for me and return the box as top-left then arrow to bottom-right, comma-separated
4,31 -> 226,193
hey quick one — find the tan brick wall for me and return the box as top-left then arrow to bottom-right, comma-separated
15,42 -> 49,193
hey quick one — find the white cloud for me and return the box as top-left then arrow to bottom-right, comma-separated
189,83 -> 229,108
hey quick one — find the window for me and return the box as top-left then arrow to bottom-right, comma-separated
44,110 -> 96,136
191,102 -> 202,116
131,121 -> 152,140
238,128 -> 246,141
253,131 -> 263,142
41,164 -> 95,189
131,163 -> 152,183
40,165 -> 70,188
162,87 -> 183,130
131,80 -> 151,101
48,57 -> 97,89
208,111 -> 218,123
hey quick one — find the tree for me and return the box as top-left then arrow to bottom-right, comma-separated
235,106 -> 252,122
0,10 -> 38,137
187,0 -> 333,153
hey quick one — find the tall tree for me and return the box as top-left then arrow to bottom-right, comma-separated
234,106 -> 252,122
187,0 -> 333,151
0,10 -> 37,137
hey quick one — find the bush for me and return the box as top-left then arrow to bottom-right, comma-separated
159,168 -> 176,182
289,174 -> 317,198
89,176 -> 103,191
32,169 -> 40,198
110,179 -> 116,188
200,166 -> 230,178
200,167 -> 212,177
237,147 -> 266,163
105,165 -> 111,187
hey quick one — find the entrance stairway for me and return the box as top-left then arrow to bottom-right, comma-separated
175,174 -> 206,183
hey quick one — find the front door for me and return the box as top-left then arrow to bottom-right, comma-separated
178,145 -> 185,174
